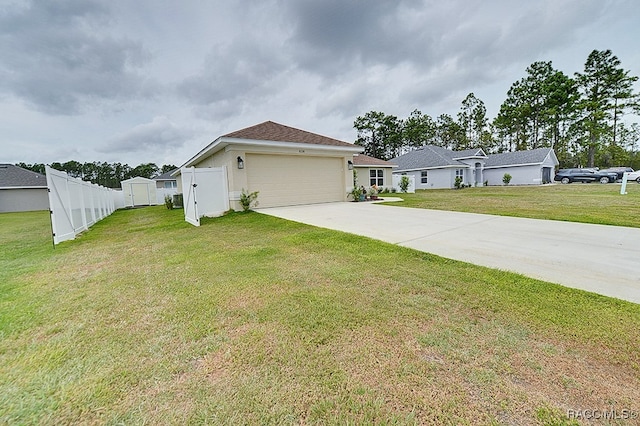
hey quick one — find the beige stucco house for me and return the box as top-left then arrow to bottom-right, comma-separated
175,121 -> 364,210
352,154 -> 397,190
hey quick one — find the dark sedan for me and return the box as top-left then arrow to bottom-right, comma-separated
554,168 -> 617,184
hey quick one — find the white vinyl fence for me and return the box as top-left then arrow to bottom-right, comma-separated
46,166 -> 118,245
181,166 -> 229,226
392,174 -> 416,193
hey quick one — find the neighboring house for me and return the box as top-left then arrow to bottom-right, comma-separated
390,145 -> 487,189
120,176 -> 158,207
0,164 -> 49,213
483,148 -> 558,186
175,121 -> 363,209
352,154 -> 397,190
153,169 -> 179,204
390,145 -> 558,189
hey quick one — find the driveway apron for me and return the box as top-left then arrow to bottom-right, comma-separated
258,201 -> 640,304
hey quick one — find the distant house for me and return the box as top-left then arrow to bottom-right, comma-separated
389,146 -> 558,189
153,169 -> 179,204
0,164 -> 49,213
352,154 -> 397,189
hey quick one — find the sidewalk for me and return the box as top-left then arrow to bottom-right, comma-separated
258,201 -> 640,304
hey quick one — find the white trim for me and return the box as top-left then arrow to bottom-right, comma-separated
180,136 -> 363,169
484,162 -> 544,169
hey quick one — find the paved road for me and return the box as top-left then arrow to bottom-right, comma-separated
258,200 -> 640,304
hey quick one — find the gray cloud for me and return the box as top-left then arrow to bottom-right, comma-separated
0,0 -> 154,114
101,116 -> 193,153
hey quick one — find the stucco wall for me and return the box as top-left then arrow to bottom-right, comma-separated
354,167 -> 394,190
399,167 -> 468,189
484,165 -> 542,186
0,188 -> 49,212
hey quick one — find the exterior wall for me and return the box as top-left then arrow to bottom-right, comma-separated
484,165 -> 542,186
193,144 -> 354,210
397,167 -> 468,189
354,167 -> 394,190
0,188 -> 49,212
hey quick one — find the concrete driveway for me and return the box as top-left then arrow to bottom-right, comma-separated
258,200 -> 640,304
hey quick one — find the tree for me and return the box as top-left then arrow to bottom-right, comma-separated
457,93 -> 487,149
435,114 -> 464,150
161,164 -> 178,174
354,111 -> 403,160
402,109 -> 436,152
130,163 -> 160,179
574,49 -> 636,166
494,61 -> 577,152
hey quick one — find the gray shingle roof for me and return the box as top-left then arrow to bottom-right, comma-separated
0,164 -> 47,188
153,169 -> 179,181
484,148 -> 553,168
389,145 -> 471,170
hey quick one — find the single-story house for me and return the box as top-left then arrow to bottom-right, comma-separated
390,145 -> 558,189
0,164 -> 49,212
120,176 -> 158,207
352,154 -> 397,190
175,121 -> 364,210
483,148 -> 558,186
153,169 -> 179,204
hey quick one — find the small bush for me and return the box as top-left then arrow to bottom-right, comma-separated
164,195 -> 173,210
239,189 -> 259,211
454,176 -> 463,189
399,176 -> 410,193
503,173 -> 512,185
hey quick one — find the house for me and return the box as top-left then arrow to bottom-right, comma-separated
389,145 -> 558,189
352,154 -> 397,190
175,121 -> 363,210
483,148 -> 558,185
120,176 -> 158,207
153,169 -> 179,204
0,164 -> 49,212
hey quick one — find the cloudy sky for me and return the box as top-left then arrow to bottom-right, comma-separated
2,0 -> 639,168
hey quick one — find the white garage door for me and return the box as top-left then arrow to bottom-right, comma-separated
246,154 -> 344,208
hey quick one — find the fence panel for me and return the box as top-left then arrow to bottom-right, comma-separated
46,166 -> 117,245
181,166 -> 229,227
392,174 -> 416,193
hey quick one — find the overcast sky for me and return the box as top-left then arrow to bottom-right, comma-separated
2,0 -> 639,168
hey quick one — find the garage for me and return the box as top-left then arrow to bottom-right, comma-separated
246,154 -> 344,208
175,121 -> 364,213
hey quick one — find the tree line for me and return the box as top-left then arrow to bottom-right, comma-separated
355,49 -> 640,169
16,161 -> 177,188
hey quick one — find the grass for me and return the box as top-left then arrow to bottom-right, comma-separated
1,206 -> 639,424
387,183 -> 640,228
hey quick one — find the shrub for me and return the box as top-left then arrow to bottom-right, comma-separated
454,176 -> 463,189
399,175 -> 410,193
503,173 -> 512,185
239,189 -> 259,211
164,195 -> 173,210
349,186 -> 363,202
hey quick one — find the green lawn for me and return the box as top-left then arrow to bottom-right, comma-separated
1,207 -> 639,424
386,183 -> 640,228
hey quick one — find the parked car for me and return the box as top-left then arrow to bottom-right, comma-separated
599,167 -> 634,181
624,170 -> 640,183
554,168 -> 618,184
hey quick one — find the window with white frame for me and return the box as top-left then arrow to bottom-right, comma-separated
455,169 -> 464,182
370,169 -> 384,186
163,181 -> 177,189
421,170 -> 428,183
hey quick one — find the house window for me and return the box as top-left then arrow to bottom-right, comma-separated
370,169 -> 384,186
421,170 -> 428,183
455,169 -> 464,182
164,181 -> 177,189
